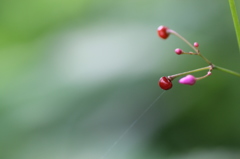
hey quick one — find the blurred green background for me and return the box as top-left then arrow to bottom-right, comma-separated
1,0 -> 240,159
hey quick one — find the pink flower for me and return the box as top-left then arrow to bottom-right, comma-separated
179,75 -> 196,85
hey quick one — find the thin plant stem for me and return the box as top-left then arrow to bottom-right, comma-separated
169,66 -> 211,80
196,72 -> 211,80
169,30 -> 198,53
198,54 -> 212,65
214,65 -> 240,77
169,65 -> 240,80
169,29 -> 212,65
229,0 -> 240,53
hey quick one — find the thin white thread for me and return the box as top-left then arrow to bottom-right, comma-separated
100,91 -> 166,159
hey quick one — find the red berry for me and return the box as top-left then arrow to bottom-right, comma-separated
157,26 -> 169,39
159,76 -> 172,90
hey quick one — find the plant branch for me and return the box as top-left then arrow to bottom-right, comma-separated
169,66 -> 211,80
169,30 -> 198,53
169,29 -> 212,65
214,65 -> 240,77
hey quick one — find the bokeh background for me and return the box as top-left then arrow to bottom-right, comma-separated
1,0 -> 240,159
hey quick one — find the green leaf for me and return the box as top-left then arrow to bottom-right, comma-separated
229,0 -> 240,53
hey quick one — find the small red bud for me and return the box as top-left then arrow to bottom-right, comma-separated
194,42 -> 199,47
159,76 -> 172,90
157,26 -> 169,39
175,48 -> 182,55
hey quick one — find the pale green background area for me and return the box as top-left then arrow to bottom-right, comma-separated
0,0 -> 240,159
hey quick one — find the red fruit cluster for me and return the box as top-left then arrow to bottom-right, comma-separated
158,76 -> 172,90
157,26 -> 169,39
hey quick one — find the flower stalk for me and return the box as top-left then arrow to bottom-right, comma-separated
168,66 -> 212,81
214,65 -> 240,77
